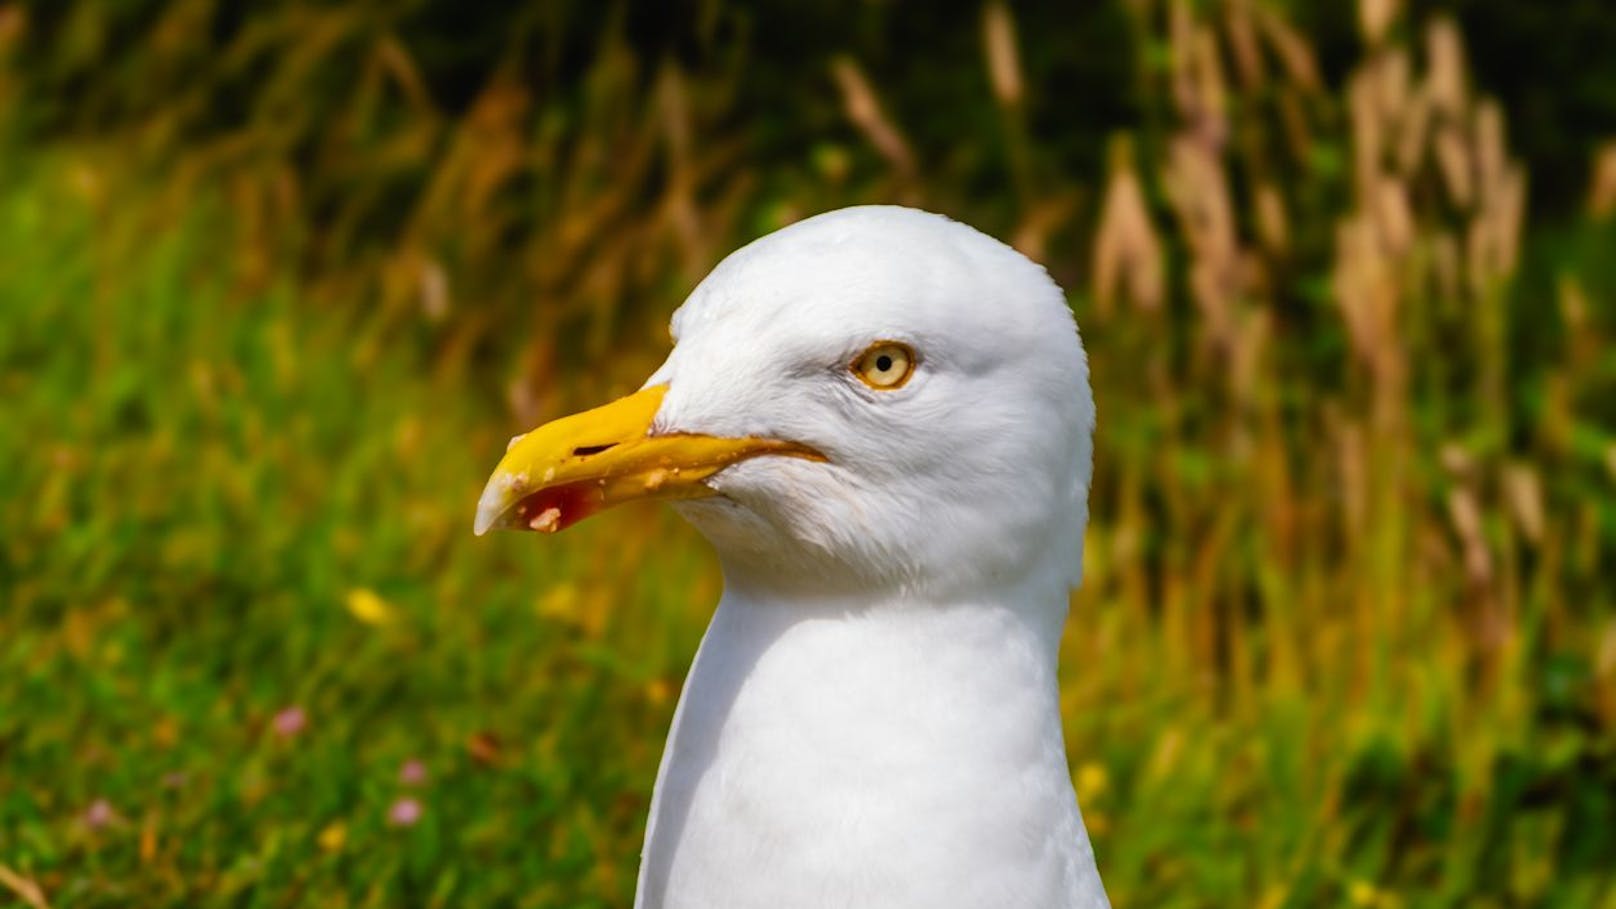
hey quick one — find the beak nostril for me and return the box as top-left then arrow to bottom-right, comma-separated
572,443 -> 618,458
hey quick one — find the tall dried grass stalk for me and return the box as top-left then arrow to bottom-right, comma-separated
1092,138 -> 1164,314
982,1 -> 1024,109
1077,0 -> 1577,758
1588,139 -> 1616,219
830,56 -> 918,187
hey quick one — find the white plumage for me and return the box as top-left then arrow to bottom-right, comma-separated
481,205 -> 1107,908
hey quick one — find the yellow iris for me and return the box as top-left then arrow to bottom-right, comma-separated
852,341 -> 916,390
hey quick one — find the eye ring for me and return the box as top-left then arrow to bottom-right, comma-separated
851,341 -> 917,390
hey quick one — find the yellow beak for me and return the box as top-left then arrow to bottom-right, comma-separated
474,385 -> 824,535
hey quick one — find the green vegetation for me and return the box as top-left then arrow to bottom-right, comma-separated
0,157 -> 719,907
2,2 -> 1615,907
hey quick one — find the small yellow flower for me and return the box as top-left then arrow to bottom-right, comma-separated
645,678 -> 672,707
1076,762 -> 1109,803
345,588 -> 395,626
537,583 -> 581,624
318,822 -> 347,852
1257,884 -> 1289,909
1348,879 -> 1380,907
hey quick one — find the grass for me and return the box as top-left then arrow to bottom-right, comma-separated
2,146 -> 1613,907
2,2 -> 1616,906
0,157 -> 719,907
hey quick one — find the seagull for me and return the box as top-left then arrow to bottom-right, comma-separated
476,205 -> 1108,909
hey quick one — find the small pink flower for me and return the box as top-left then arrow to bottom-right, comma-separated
82,798 -> 117,830
272,706 -> 306,739
398,759 -> 427,786
388,797 -> 422,827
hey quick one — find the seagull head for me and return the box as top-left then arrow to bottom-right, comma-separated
476,205 -> 1093,600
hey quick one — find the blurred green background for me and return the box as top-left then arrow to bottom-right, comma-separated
3,1 -> 1616,906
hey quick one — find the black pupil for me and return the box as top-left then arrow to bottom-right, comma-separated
875,354 -> 893,372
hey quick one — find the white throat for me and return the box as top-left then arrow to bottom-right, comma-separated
634,565 -> 1110,909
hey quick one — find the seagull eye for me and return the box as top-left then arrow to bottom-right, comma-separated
851,341 -> 916,390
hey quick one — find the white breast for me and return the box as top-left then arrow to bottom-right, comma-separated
635,583 -> 1109,909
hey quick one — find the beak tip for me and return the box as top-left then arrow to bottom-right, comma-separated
473,472 -> 523,537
